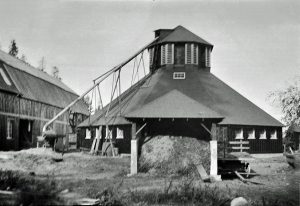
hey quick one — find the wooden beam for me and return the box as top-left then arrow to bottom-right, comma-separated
136,123 -> 147,136
132,123 -> 137,139
229,141 -> 249,144
201,123 -> 212,135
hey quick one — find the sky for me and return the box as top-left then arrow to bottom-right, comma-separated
0,0 -> 299,122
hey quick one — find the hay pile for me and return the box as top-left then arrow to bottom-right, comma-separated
139,136 -> 210,175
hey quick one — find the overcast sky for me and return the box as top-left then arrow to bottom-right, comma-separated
0,0 -> 299,122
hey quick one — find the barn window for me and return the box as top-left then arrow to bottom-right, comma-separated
0,68 -> 12,86
247,129 -> 255,139
6,119 -> 13,140
116,127 -> 124,139
173,72 -> 185,79
185,43 -> 198,65
161,44 -> 174,65
235,128 -> 243,139
85,128 -> 91,139
205,47 -> 211,67
259,129 -> 267,139
270,130 -> 277,139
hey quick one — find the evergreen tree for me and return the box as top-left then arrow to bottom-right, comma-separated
8,39 -> 18,57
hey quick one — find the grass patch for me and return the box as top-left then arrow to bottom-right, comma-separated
0,170 -> 64,205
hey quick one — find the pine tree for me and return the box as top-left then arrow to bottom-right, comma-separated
8,40 -> 18,57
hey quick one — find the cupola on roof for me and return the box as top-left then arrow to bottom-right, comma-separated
155,25 -> 213,47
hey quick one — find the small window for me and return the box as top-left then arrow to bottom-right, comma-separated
235,128 -> 243,139
259,129 -> 267,139
0,68 -> 12,86
85,129 -> 91,139
270,130 -> 277,139
7,119 -> 13,140
116,127 -> 124,139
173,72 -> 185,80
247,129 -> 255,139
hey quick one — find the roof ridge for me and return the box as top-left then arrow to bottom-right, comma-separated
0,49 -> 76,94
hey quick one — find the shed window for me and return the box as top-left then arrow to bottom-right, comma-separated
173,72 -> 185,79
205,47 -> 211,67
116,127 -> 124,139
247,129 -> 255,139
161,44 -> 174,65
270,130 -> 277,139
259,129 -> 267,139
235,128 -> 243,139
7,119 -> 13,140
85,129 -> 91,139
0,68 -> 12,86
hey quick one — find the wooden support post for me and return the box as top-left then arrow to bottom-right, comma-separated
130,123 -> 138,175
210,123 -> 221,181
94,126 -> 102,154
211,123 -> 217,140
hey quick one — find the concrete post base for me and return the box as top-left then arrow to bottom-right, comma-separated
210,175 -> 222,182
130,139 -> 138,175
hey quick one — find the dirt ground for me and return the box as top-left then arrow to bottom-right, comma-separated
0,148 -> 299,205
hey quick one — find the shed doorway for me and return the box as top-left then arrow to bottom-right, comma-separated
19,119 -> 33,149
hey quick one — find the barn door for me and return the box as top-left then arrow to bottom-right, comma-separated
19,119 -> 33,149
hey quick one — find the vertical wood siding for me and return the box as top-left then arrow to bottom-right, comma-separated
0,92 -> 70,150
226,125 -> 283,154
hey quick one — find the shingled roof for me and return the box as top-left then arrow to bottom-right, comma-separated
0,50 -> 88,115
79,67 -> 283,127
126,89 -> 223,119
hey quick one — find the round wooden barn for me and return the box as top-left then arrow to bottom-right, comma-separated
77,25 -> 283,175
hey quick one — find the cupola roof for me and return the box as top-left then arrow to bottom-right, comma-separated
155,25 -> 213,47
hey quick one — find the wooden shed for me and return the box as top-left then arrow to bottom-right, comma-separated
77,25 -> 283,155
0,50 -> 88,151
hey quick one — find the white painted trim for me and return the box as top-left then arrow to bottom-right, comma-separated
0,68 -> 12,86
191,44 -> 194,64
185,44 -> 187,64
171,44 -> 174,64
165,44 -> 168,64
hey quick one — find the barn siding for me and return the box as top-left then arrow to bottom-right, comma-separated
78,125 -> 132,154
0,91 -> 71,150
226,125 -> 283,154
